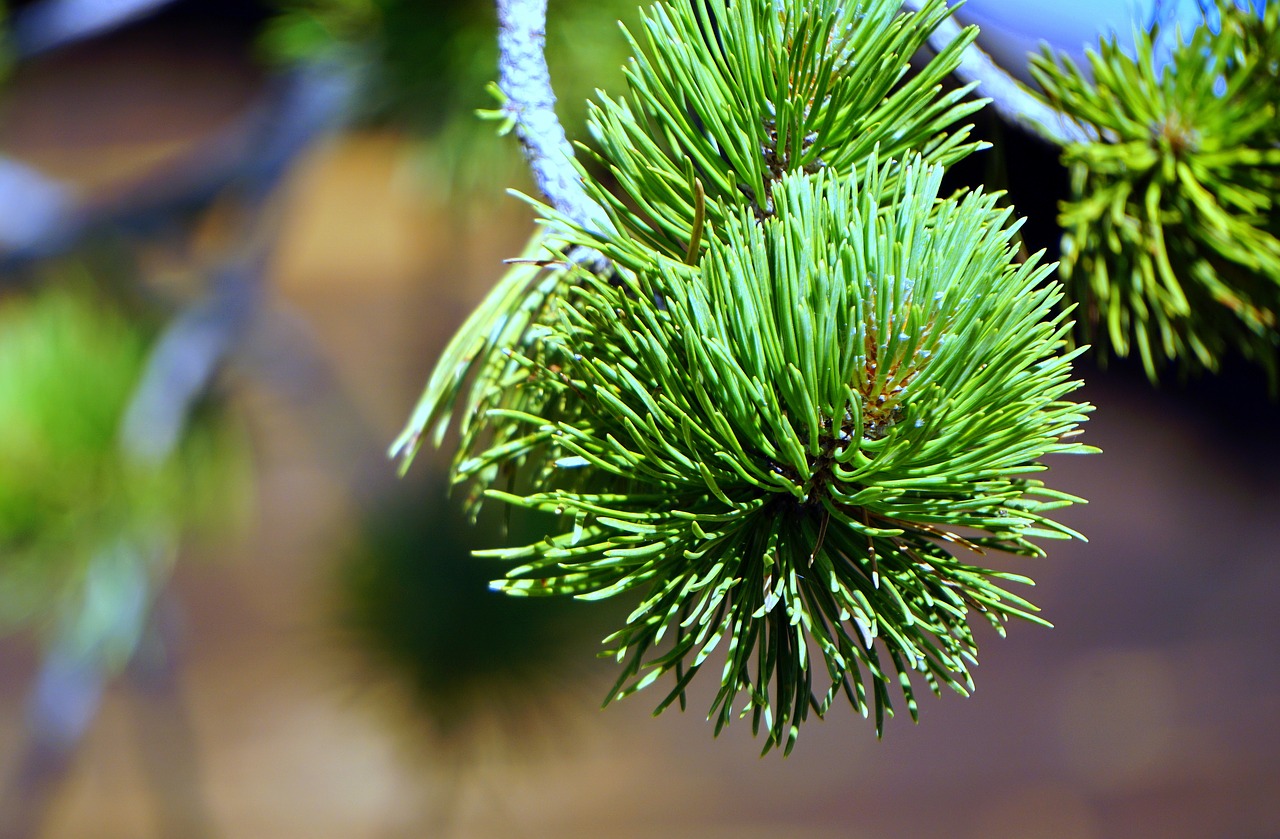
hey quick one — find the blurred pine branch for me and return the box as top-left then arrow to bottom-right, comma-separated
1032,1 -> 1280,384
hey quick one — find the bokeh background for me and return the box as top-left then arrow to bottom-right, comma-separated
0,1 -> 1277,837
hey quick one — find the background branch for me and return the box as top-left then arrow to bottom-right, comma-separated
904,0 -> 1093,146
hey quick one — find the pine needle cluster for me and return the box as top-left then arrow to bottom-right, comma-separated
1032,2 -> 1280,383
396,0 -> 1094,752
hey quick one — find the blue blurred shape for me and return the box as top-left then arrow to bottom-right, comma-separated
0,156 -> 75,256
10,0 -> 180,57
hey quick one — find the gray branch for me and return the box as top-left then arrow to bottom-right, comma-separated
497,0 -> 607,230
118,248 -> 266,465
904,0 -> 1093,147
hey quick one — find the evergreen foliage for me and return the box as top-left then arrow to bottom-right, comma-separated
396,0 -> 1094,752
576,0 -> 983,265
1032,2 -> 1280,384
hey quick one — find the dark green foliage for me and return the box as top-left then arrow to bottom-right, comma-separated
1032,2 -> 1280,384
338,480 -> 610,739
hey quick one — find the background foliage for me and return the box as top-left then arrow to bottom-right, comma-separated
1033,1 -> 1280,383
0,282 -> 250,666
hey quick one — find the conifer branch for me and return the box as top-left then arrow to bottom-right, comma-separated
496,0 -> 606,230
402,0 -> 1096,752
1030,1 -> 1280,383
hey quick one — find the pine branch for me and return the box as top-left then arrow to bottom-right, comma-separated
400,0 -> 1095,752
496,0 -> 606,230
1031,1 -> 1280,383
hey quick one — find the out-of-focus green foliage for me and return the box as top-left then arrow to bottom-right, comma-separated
338,480 -> 609,741
261,0 -> 643,202
1032,2 -> 1280,384
0,2 -> 11,83
259,0 -> 381,65
0,284 -> 251,665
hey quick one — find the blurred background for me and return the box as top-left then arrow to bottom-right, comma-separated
0,1 -> 1276,837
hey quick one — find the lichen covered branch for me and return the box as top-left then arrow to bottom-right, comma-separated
496,0 -> 606,229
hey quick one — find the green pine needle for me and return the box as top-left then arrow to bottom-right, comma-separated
575,0 -> 985,270
395,0 -> 1095,752
1031,2 -> 1280,384
392,0 -> 986,482
470,157 -> 1092,753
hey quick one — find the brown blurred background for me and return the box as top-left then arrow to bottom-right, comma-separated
0,2 -> 1277,838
